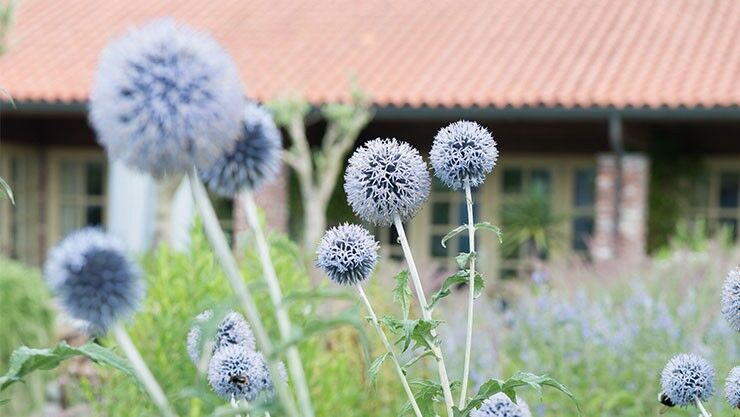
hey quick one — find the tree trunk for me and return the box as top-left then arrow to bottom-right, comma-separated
153,175 -> 182,247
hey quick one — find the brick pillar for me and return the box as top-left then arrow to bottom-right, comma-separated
592,154 -> 649,261
233,167 -> 289,237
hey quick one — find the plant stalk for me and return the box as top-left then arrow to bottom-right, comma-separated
187,169 -> 300,417
356,285 -> 423,417
459,179 -> 476,407
695,397 -> 712,417
111,323 -> 177,417
393,215 -> 455,417
241,191 -> 314,417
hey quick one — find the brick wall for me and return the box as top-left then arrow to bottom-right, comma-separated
592,153 -> 650,261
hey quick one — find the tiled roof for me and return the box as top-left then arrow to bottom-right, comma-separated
1,0 -> 739,109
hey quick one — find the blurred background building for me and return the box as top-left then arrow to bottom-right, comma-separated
1,0 -> 739,280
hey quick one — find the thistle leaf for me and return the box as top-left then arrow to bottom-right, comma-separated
393,270 -> 412,320
400,378 -> 444,417
368,352 -> 391,385
0,176 -> 14,205
441,225 -> 467,248
474,222 -> 503,243
380,317 -> 441,353
0,342 -> 137,391
428,270 -> 485,311
455,251 -> 476,269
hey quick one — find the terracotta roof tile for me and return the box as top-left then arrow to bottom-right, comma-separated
0,0 -> 738,109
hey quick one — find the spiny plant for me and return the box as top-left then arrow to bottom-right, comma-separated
317,122 -> 579,417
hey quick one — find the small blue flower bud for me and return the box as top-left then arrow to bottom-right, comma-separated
316,223 -> 379,286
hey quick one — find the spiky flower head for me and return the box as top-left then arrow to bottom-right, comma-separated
43,228 -> 144,334
316,223 -> 379,286
89,18 -> 244,177
200,101 -> 282,196
721,267 -> 740,332
207,344 -> 286,401
726,366 -> 740,409
186,310 -> 256,365
430,120 -> 498,190
660,353 -> 715,406
516,397 -> 532,417
471,393 -> 524,417
344,138 -> 431,226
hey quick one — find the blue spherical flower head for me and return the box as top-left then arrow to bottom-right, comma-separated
207,344 -> 287,401
344,138 -> 431,226
89,18 -> 244,178
726,366 -> 740,409
200,101 -> 282,196
660,353 -> 715,406
186,310 -> 256,365
721,267 -> 740,332
43,228 -> 144,334
471,393 -> 524,417
430,120 -> 498,190
316,223 -> 379,286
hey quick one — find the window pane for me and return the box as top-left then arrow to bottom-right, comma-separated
503,169 -> 522,194
432,202 -> 450,225
573,169 -> 595,207
719,218 -> 738,241
60,162 -> 79,194
389,226 -> 399,246
86,205 -> 103,226
86,162 -> 104,196
60,204 -> 79,237
457,199 -> 479,225
430,234 -> 447,258
572,216 -> 594,251
719,172 -> 739,208
458,235 -> 478,253
530,169 -> 551,194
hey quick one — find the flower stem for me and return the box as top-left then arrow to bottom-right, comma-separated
695,397 -> 712,417
241,191 -> 314,417
393,215 -> 455,417
356,285 -> 424,417
187,169 -> 300,417
230,395 -> 242,417
111,323 -> 177,417
458,179 -> 476,408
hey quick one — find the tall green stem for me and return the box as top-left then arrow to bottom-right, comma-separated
187,169 -> 300,417
393,215 -> 455,417
695,397 -> 712,417
458,179 -> 476,407
111,324 -> 177,417
355,285 -> 423,417
241,191 -> 314,417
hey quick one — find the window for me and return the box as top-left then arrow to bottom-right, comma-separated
690,166 -> 740,241
48,150 -> 107,245
427,178 -> 478,263
0,146 -> 40,264
376,224 -> 404,261
571,168 -> 596,252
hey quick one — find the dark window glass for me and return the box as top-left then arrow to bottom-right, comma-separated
719,172 -> 739,208
86,162 -> 104,196
430,234 -> 447,258
86,205 -> 103,226
432,202 -> 450,225
457,199 -> 479,225
573,169 -> 595,207
572,216 -> 594,251
500,268 -> 518,280
389,226 -> 400,246
503,169 -> 522,194
530,170 -> 551,194
719,218 -> 738,241
458,235 -> 478,253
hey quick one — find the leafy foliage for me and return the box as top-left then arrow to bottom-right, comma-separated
393,270 -> 412,320
428,270 -> 484,311
0,176 -> 13,204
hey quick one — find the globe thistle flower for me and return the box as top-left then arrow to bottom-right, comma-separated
430,120 -> 498,190
344,138 -> 431,226
726,366 -> 740,409
516,397 -> 532,417
186,310 -> 256,365
89,18 -> 244,177
43,228 -> 144,334
316,223 -> 379,286
471,392 -> 524,417
200,101 -> 282,196
721,267 -> 740,332
660,353 -> 715,406
207,344 -> 286,401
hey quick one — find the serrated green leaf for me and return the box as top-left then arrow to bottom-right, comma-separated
475,222 -> 503,243
455,251 -> 476,269
368,352 -> 390,385
402,350 -> 435,373
0,176 -> 14,205
428,270 -> 485,311
0,342 -> 137,392
393,270 -> 412,320
410,319 -> 441,352
441,225 -> 467,248
401,378 -> 444,417
380,317 -> 441,354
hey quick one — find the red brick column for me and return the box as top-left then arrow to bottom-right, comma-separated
592,154 -> 649,261
233,167 -> 289,237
